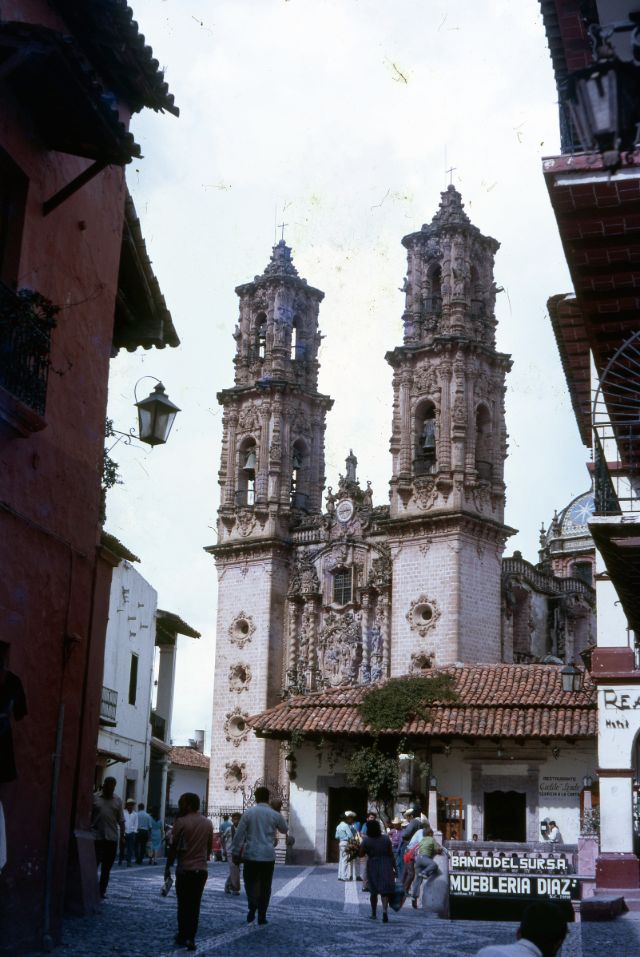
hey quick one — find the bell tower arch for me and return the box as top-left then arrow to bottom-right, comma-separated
386,186 -> 515,670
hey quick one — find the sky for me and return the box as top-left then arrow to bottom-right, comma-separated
105,0 -> 590,749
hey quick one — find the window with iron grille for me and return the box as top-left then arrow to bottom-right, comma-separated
333,568 -> 352,605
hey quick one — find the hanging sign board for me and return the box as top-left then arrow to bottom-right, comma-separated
449,851 -> 580,901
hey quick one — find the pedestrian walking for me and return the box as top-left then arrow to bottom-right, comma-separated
231,786 -> 288,925
136,802 -> 152,864
335,811 -> 360,882
149,807 -> 163,864
165,792 -> 213,952
222,811 -> 242,895
359,819 -> 396,922
400,808 -> 424,895
410,827 -> 442,908
121,798 -> 138,866
388,817 -> 404,880
474,900 -> 568,957
219,814 -> 231,862
91,776 -> 124,899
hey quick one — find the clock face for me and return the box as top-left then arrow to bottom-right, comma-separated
567,495 -> 595,529
336,499 -> 355,523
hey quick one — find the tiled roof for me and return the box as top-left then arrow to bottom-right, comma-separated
169,747 -> 210,771
248,665 -> 596,741
53,0 -> 179,115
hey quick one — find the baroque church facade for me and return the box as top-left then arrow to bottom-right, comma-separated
206,188 -> 596,837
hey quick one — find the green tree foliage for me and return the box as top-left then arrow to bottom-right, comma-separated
346,742 -> 399,810
358,674 -> 457,731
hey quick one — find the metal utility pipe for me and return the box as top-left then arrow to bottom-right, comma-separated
42,702 -> 65,952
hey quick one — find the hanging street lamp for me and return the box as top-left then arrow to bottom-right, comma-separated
134,379 -> 181,447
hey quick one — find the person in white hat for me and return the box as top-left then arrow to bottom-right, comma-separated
335,811 -> 360,882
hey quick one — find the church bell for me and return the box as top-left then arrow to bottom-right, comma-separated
243,449 -> 257,474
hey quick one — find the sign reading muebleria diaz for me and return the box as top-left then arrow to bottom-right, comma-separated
449,852 -> 579,901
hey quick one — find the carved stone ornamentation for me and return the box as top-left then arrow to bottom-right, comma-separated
228,613 -> 256,648
238,403 -> 260,432
414,478 -> 438,511
224,761 -> 246,791
406,596 -> 441,637
411,650 -> 434,672
229,662 -> 252,692
317,611 -> 363,686
236,510 -> 257,537
224,707 -> 250,747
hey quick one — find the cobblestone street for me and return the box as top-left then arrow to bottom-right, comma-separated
49,862 -> 640,957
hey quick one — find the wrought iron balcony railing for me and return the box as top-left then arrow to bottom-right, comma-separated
99,686 -> 118,726
150,710 -> 166,741
592,330 -> 640,516
0,284 -> 57,417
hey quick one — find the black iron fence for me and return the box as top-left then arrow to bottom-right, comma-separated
0,284 -> 57,416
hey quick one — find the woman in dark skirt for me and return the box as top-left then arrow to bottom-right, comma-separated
359,819 -> 397,922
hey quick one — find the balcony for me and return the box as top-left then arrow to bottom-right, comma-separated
99,686 -> 118,727
0,284 -> 57,419
150,710 -> 166,741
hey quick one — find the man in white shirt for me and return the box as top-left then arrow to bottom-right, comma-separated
231,786 -> 288,925
335,811 -> 360,882
547,821 -> 561,843
475,901 -> 568,957
121,798 -> 138,867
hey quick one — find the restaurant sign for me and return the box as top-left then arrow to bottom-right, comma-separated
449,852 -> 579,901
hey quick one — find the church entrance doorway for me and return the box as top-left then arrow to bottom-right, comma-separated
483,790 -> 526,842
327,786 -> 367,862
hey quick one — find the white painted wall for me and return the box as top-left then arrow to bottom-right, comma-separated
289,741 -> 598,860
98,561 -> 158,804
169,765 -> 209,809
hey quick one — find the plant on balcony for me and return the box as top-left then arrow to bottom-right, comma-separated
580,806 -> 600,839
0,286 -> 58,416
100,418 -> 121,524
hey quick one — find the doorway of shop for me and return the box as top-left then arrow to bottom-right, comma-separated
326,787 -> 367,862
484,790 -> 526,841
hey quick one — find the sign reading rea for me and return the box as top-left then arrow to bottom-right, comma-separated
602,689 -> 640,711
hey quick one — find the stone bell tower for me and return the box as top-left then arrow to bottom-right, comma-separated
385,186 -> 514,672
207,240 -> 333,810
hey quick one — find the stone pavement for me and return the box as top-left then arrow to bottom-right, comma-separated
51,861 -> 640,957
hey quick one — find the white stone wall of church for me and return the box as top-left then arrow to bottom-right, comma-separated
209,553 -> 288,812
388,538 -> 459,674
457,539 -> 503,662
389,533 -> 504,671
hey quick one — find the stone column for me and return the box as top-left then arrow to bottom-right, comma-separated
399,368 -> 413,478
224,408 -> 238,506
256,405 -> 270,504
438,363 -> 452,472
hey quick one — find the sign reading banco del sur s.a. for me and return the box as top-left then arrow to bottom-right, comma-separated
448,852 -> 579,901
